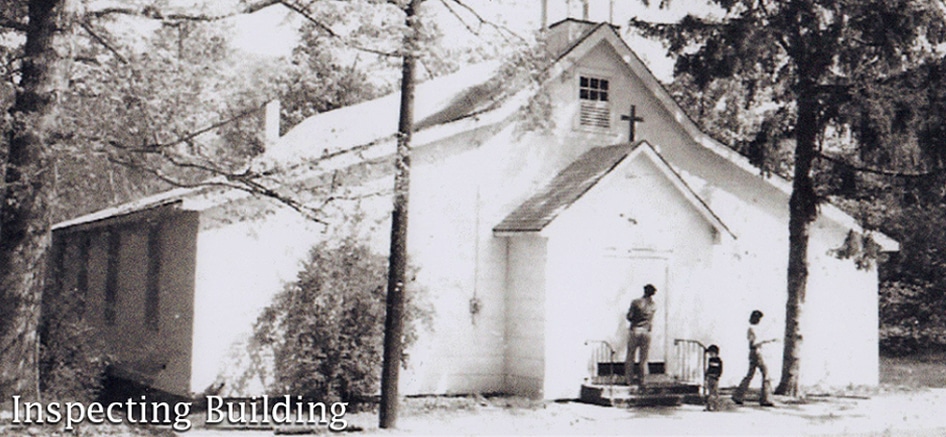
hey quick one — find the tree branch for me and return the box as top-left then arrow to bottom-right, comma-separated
817,152 -> 946,178
88,0 -> 399,58
88,1 -> 281,22
107,104 -> 266,153
440,0 -> 526,44
78,21 -> 129,64
279,0 -> 401,57
133,144 -> 250,178
274,0 -> 337,38
438,0 -> 481,37
0,17 -> 27,32
108,155 -> 329,225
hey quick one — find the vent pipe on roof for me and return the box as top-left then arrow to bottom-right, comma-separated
541,0 -> 548,29
582,0 -> 589,20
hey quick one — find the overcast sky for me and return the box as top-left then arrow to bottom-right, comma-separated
226,0 -> 716,81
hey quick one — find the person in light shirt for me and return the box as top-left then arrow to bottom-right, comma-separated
625,284 -> 657,387
732,310 -> 776,406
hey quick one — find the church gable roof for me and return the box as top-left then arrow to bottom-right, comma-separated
544,23 -> 897,250
494,141 -> 734,239
263,60 -> 505,166
493,143 -> 629,233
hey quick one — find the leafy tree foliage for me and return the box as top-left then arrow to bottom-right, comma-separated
0,0 -> 387,401
841,177 -> 946,355
39,260 -> 109,402
252,236 -> 429,405
633,0 -> 946,394
273,22 -> 385,130
811,54 -> 946,355
670,33 -> 946,356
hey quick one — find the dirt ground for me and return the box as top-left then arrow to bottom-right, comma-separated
6,354 -> 945,437
4,388 -> 946,436
176,388 -> 946,436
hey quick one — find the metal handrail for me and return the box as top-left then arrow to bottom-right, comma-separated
585,339 -> 619,405
673,338 -> 708,394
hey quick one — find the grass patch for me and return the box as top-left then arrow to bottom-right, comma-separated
880,352 -> 946,388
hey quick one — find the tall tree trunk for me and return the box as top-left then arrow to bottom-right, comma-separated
775,85 -> 819,396
0,0 -> 67,401
379,0 -> 421,429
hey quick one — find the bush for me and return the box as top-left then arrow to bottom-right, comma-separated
252,237 -> 429,404
879,280 -> 946,356
39,288 -> 109,402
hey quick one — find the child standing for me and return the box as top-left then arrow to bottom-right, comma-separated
704,344 -> 723,411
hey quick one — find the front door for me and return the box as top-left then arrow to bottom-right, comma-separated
598,253 -> 669,371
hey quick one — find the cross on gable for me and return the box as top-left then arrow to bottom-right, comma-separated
620,105 -> 645,142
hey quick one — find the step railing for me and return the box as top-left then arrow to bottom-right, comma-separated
585,339 -> 621,384
584,339 -> 620,405
673,339 -> 707,392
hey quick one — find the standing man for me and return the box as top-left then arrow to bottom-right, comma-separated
732,310 -> 777,406
625,284 -> 657,387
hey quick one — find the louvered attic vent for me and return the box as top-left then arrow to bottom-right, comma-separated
579,76 -> 610,129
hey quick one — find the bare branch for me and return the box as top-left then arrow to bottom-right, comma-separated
107,104 -> 266,153
279,0 -> 401,57
0,17 -> 26,32
334,42 -> 399,58
126,144 -> 247,177
438,0 -> 482,37
275,0 -> 337,38
78,21 -> 128,64
817,152 -> 946,178
89,0 -> 400,58
88,1 -> 281,22
108,155 -> 329,225
441,0 -> 527,44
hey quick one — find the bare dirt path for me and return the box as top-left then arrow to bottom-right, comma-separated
181,388 -> 946,436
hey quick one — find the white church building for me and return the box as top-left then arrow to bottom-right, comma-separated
49,16 -> 896,400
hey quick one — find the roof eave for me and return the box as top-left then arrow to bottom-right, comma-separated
493,229 -> 544,238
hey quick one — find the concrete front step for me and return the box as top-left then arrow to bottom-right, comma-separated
580,382 -> 704,408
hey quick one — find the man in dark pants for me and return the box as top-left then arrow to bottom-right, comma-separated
625,284 -> 657,387
732,310 -> 776,406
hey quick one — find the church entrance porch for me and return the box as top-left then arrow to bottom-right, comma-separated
584,252 -> 669,378
576,252 -> 708,407
580,338 -> 707,407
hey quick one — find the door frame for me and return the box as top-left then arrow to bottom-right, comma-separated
603,248 -> 671,368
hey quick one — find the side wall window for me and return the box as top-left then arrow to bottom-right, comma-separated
579,75 -> 610,129
75,233 -> 91,314
105,230 -> 120,325
145,224 -> 161,331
